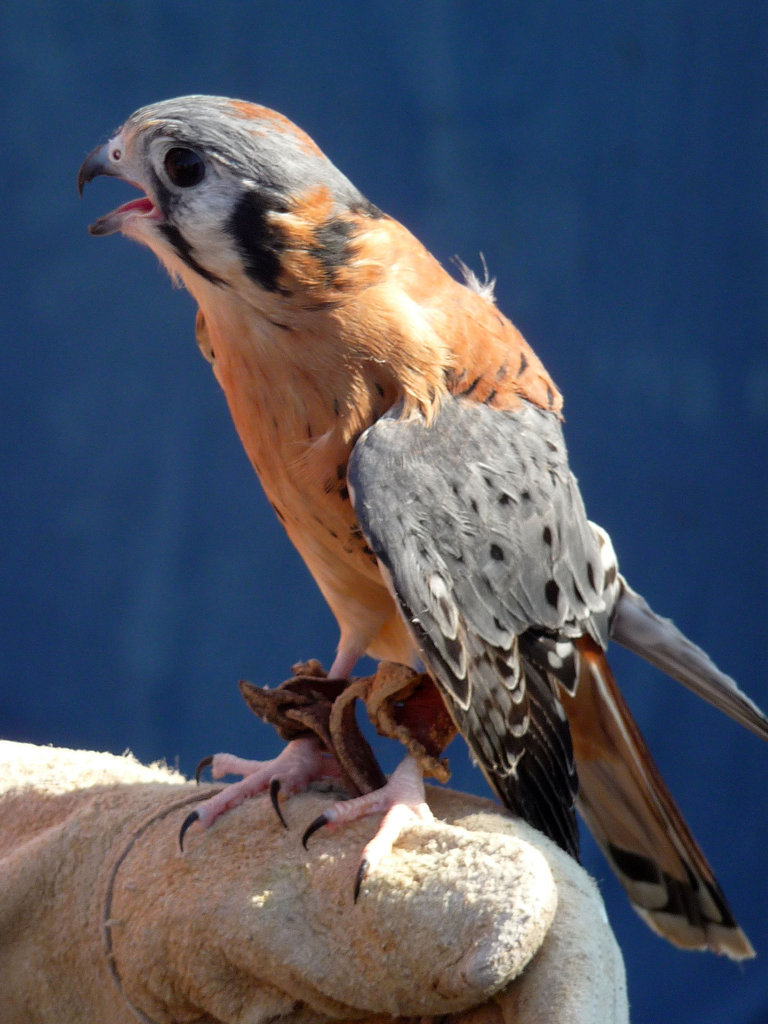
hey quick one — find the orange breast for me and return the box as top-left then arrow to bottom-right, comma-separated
195,203 -> 563,665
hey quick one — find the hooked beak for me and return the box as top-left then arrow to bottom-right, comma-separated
77,142 -> 116,196
77,140 -> 159,237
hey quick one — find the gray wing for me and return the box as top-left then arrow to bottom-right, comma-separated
348,396 -> 611,857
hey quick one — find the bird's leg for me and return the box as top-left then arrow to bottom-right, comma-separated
179,736 -> 343,850
326,645 -> 362,681
302,754 -> 434,901
180,646 -> 365,851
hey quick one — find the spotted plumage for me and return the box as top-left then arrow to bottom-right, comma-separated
79,95 -> 768,959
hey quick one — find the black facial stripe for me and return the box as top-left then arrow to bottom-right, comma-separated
228,190 -> 287,292
157,223 -> 225,286
310,217 -> 356,284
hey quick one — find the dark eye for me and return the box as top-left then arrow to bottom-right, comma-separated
164,147 -> 205,188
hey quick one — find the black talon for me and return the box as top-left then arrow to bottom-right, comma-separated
195,755 -> 214,784
302,813 -> 329,849
270,778 -> 288,829
353,857 -> 369,903
179,810 -> 200,852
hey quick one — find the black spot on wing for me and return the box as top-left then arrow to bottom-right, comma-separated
228,190 -> 288,292
158,224 -> 225,285
519,632 -> 580,696
495,654 -> 517,679
545,579 -> 560,609
347,397 -> 601,858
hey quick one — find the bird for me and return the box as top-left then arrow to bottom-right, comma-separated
78,94 -> 768,958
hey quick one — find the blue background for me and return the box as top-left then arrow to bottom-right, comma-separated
3,4 -> 767,1020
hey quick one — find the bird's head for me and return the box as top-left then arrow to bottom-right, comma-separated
77,95 -> 382,304
77,96 -> 520,422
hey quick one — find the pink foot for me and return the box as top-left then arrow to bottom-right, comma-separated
301,755 -> 434,900
179,737 -> 342,851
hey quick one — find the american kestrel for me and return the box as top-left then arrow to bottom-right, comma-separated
78,95 -> 768,958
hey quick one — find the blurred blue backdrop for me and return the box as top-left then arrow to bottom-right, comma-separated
2,4 -> 767,1021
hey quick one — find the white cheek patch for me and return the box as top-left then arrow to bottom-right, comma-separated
179,187 -> 243,280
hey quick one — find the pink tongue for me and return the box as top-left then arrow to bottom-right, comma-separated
118,197 -> 155,214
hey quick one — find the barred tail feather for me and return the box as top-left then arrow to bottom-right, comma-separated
560,638 -> 754,960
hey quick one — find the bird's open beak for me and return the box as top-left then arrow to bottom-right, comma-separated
77,141 -> 159,237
